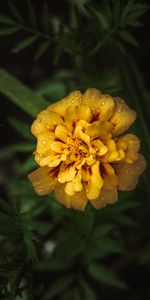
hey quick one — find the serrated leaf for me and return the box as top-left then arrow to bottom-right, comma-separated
0,14 -> 17,25
8,1 -> 23,23
119,30 -> 139,46
34,40 -> 50,60
89,264 -> 128,289
27,0 -> 37,28
0,68 -> 48,117
0,26 -> 21,36
12,35 -> 39,53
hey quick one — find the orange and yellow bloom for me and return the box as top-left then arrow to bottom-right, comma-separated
28,88 -> 146,211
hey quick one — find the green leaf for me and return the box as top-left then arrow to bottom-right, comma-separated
0,14 -> 17,25
92,224 -> 114,238
34,40 -> 50,60
8,118 -> 33,141
89,264 -> 128,289
0,68 -> 48,117
27,0 -> 37,28
80,279 -> 96,300
8,1 -> 23,23
119,30 -> 139,46
43,275 -> 74,299
0,198 -> 15,216
0,26 -> 21,36
12,35 -> 39,53
9,143 -> 35,153
42,1 -> 49,32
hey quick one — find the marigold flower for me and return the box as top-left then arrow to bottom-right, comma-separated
28,88 -> 146,211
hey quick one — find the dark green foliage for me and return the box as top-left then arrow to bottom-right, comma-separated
0,0 -> 149,299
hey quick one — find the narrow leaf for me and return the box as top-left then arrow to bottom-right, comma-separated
119,30 -> 139,46
0,198 -> 15,216
12,35 -> 39,53
0,68 -> 48,117
0,14 -> 17,25
27,0 -> 37,28
80,279 -> 96,300
9,143 -> 35,153
89,264 -> 128,289
42,1 -> 49,32
0,26 -> 21,36
34,40 -> 50,60
8,1 -> 23,23
8,118 -> 33,141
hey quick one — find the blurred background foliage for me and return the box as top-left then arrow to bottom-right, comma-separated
0,0 -> 150,299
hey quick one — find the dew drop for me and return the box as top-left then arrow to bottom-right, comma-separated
71,99 -> 76,104
101,101 -> 105,106
42,140 -> 46,145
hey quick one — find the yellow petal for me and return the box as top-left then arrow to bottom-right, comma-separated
91,188 -> 118,209
117,134 -> 140,163
35,153 -> 61,167
36,131 -> 55,155
65,170 -> 83,196
64,104 -> 92,132
82,88 -> 115,121
50,141 -> 66,153
55,184 -> 88,211
91,139 -> 108,156
74,122 -> 90,145
114,154 -> 146,191
58,162 -> 77,183
28,166 -> 57,195
85,121 -> 113,140
47,91 -> 82,117
85,161 -> 103,200
55,125 -> 68,142
31,110 -> 64,137
110,97 -> 137,136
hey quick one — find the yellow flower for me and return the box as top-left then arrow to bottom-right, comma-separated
28,88 -> 146,211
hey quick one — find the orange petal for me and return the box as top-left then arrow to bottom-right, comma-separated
110,97 -> 137,136
91,188 -> 118,209
28,166 -> 57,195
47,90 -> 82,117
82,88 -> 115,121
114,154 -> 147,191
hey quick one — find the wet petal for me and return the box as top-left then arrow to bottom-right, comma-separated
117,134 -> 140,163
58,162 -> 77,183
85,161 -> 103,200
110,97 -> 137,136
55,125 -> 68,142
47,91 -> 82,117
85,121 -> 113,140
36,131 -> 55,155
82,88 -> 115,121
50,141 -> 66,153
55,184 -> 88,211
64,104 -> 92,132
91,188 -> 118,209
114,154 -> 147,191
28,166 -> 57,195
31,110 -> 64,136
65,170 -> 83,196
